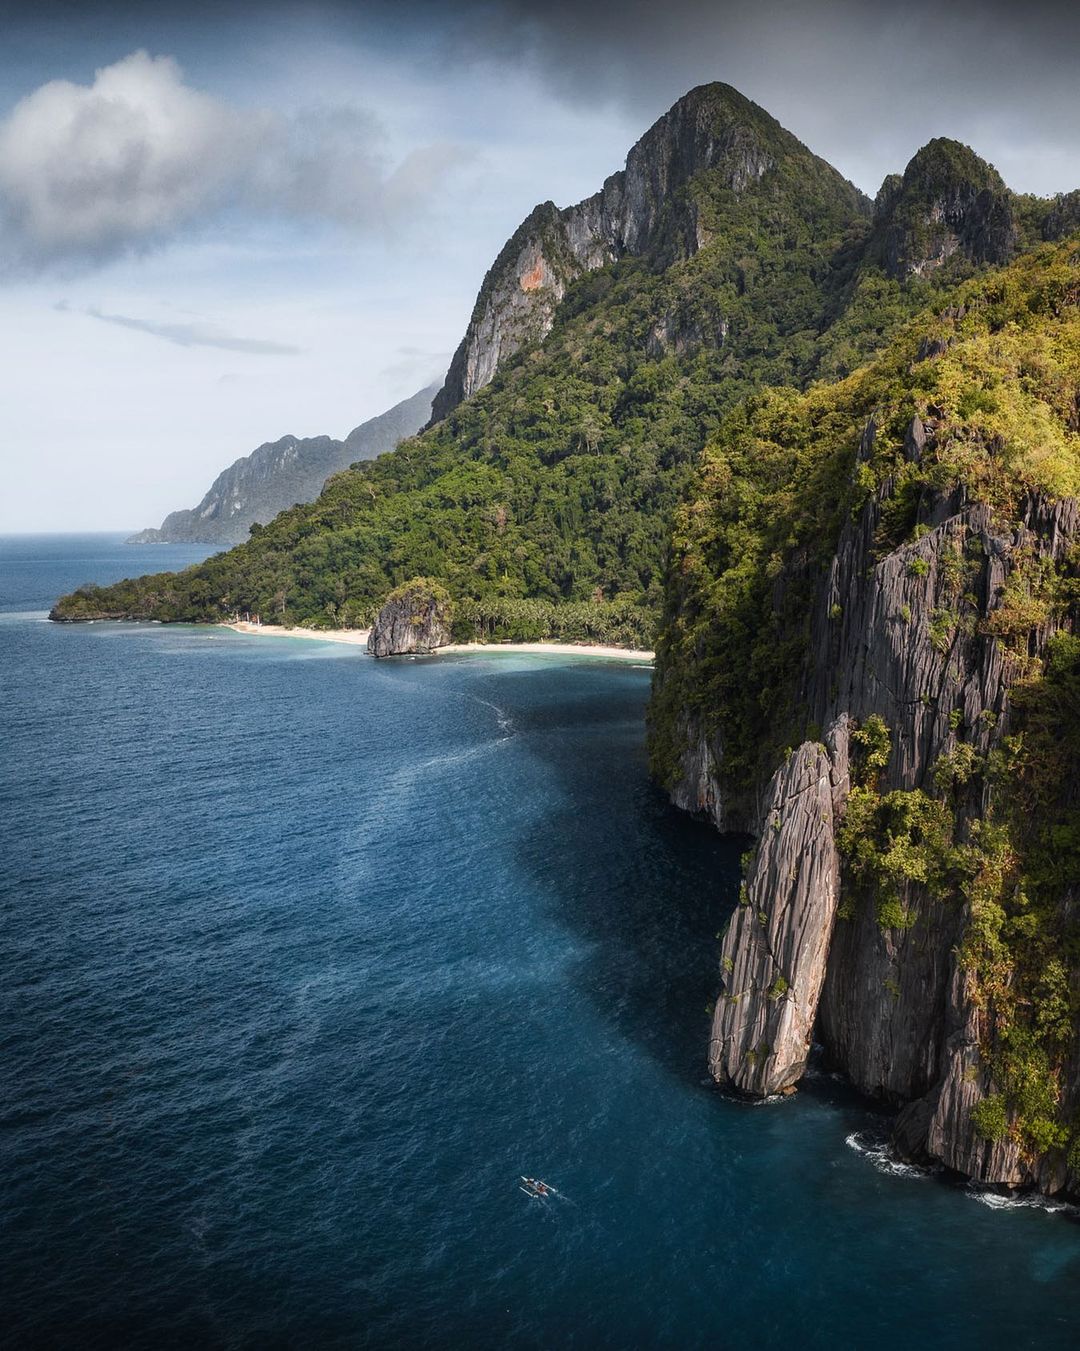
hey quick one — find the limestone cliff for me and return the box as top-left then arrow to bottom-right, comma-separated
709,733 -> 847,1095
699,473 -> 1077,1191
870,139 -> 1017,280
652,246 -> 1080,1196
1044,190 -> 1080,243
367,578 -> 453,657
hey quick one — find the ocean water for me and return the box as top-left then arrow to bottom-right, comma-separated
2,535 -> 1079,1349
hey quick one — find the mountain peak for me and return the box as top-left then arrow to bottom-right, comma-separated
872,137 -> 1015,278
662,80 -> 773,124
430,82 -> 867,422
660,81 -> 810,146
901,137 -> 1005,188
126,386 -> 436,546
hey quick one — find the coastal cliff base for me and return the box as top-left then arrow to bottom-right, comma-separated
699,487 -> 1080,1195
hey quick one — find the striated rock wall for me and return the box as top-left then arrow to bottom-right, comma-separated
710,731 -> 846,1094
695,463 -> 1079,1192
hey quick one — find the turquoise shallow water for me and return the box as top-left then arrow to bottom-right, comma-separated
2,535 -> 1079,1348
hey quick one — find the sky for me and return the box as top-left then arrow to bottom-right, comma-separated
2,0 -> 1080,532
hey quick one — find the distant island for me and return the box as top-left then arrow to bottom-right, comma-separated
128,384 -> 437,546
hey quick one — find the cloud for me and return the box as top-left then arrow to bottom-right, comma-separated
0,50 -> 470,274
72,303 -> 302,354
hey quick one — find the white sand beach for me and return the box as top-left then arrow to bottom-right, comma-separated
221,622 -> 653,662
223,621 -> 372,646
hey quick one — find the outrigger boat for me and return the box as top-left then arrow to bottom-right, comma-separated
519,1176 -> 554,1198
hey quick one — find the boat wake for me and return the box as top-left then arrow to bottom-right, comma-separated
467,693 -> 515,737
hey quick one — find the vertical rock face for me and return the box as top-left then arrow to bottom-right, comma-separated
666,715 -> 739,832
429,83 -> 854,422
685,471 -> 1079,1191
809,494 -> 1077,1117
710,733 -> 846,1095
1043,189 -> 1080,242
428,202 -> 605,423
902,961 -> 1073,1195
367,579 -> 453,657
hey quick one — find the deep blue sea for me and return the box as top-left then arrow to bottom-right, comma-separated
2,534 -> 1079,1349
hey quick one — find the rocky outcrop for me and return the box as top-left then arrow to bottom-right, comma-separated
430,83 -> 863,422
367,578 -> 453,657
427,202 -> 600,423
129,385 -> 437,545
1043,189 -> 1080,242
711,732 -> 847,1094
693,462 -> 1079,1190
895,961 -> 1073,1195
871,139 -> 1017,280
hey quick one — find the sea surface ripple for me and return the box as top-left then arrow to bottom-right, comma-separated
2,536 -> 1079,1348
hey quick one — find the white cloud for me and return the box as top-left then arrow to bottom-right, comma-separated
76,304 -> 303,355
0,51 -> 469,274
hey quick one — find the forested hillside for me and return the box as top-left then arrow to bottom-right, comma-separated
54,84 -> 1056,641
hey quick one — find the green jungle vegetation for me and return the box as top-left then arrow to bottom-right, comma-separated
649,239 -> 1080,790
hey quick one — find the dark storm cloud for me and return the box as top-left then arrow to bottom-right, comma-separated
437,0 -> 1080,194
2,0 -> 1078,238
273,0 -> 1078,196
181,0 -> 1077,197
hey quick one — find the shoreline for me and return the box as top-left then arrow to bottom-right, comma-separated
220,621 -> 654,663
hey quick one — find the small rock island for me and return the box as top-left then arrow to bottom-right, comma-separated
367,578 -> 453,657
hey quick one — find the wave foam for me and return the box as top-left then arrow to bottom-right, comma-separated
964,1186 -> 1077,1217
845,1130 -> 934,1180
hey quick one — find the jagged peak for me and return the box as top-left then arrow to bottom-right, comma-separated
648,81 -> 780,134
897,137 -> 1005,196
871,137 -> 1016,279
626,80 -> 859,199
429,81 -> 869,423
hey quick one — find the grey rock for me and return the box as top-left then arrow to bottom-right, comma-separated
367,580 -> 452,657
1042,189 -> 1080,242
128,384 -> 437,546
903,416 -> 927,463
871,139 -> 1018,280
666,714 -> 744,832
857,415 -> 877,462
710,733 -> 846,1095
916,335 -> 950,361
